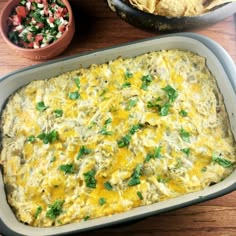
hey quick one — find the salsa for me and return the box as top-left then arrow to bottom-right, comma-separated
7,0 -> 69,49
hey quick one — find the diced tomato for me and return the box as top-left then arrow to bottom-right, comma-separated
55,7 -> 64,18
42,0 -> 48,6
11,15 -> 22,26
15,6 -> 27,18
58,24 -> 65,33
51,3 -> 56,8
63,8 -> 68,15
35,0 -> 42,3
44,7 -> 49,16
49,16 -> 54,23
34,34 -> 43,43
37,22 -> 45,28
21,40 -> 34,48
27,32 -> 33,42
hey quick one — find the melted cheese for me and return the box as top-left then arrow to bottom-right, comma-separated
1,50 -> 236,227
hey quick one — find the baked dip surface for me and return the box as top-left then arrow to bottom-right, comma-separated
1,50 -> 236,227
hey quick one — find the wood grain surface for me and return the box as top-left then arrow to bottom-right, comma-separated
0,1 -> 236,236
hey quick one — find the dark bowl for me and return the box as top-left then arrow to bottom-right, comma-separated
107,0 -> 236,32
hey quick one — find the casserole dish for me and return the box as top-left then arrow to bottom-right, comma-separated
106,0 -> 236,31
0,32 -> 236,235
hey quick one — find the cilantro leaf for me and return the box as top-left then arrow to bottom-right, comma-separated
84,169 -> 97,188
181,148 -> 190,156
128,164 -> 142,186
35,206 -> 42,219
141,74 -> 153,90
212,154 -> 233,168
77,146 -> 91,159
27,135 -> 36,143
125,70 -> 133,79
58,163 -> 74,174
74,77 -> 80,89
137,191 -> 143,200
46,200 -> 65,220
162,85 -> 178,102
104,181 -> 113,191
99,197 -> 106,206
129,124 -> 143,135
68,91 -> 80,100
117,135 -> 131,148
54,109 -> 63,117
180,128 -> 190,143
36,101 -> 49,112
37,130 -> 59,144
179,110 -> 188,117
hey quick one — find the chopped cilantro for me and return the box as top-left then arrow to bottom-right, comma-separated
180,128 -> 190,143
154,146 -> 162,158
77,146 -> 91,159
125,70 -> 133,79
144,153 -> 153,163
50,156 -> 56,163
37,130 -> 59,144
27,135 -> 36,143
181,148 -> 190,156
137,191 -> 143,200
84,215 -> 90,221
140,74 -> 153,90
46,200 -> 65,220
99,197 -> 106,206
212,154 -> 233,168
162,85 -> 178,103
126,98 -> 138,110
122,82 -> 131,88
74,77 -> 80,89
84,169 -> 97,188
104,181 -> 113,191
117,135 -> 131,148
144,146 -> 162,162
54,109 -> 63,117
35,206 -> 42,219
58,163 -> 74,174
99,89 -> 108,97
159,103 -> 171,116
68,91 -> 80,100
147,97 -> 161,108
99,118 -> 113,135
104,118 -> 112,126
99,127 -> 113,135
201,167 -> 207,172
179,110 -> 188,117
129,124 -> 143,135
36,101 -> 48,112
128,164 -> 142,186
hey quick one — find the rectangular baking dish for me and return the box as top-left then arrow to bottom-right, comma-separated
0,32 -> 236,236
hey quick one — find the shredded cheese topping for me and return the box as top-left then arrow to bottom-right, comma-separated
1,50 -> 236,227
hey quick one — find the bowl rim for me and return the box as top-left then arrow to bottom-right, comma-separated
0,0 -> 74,52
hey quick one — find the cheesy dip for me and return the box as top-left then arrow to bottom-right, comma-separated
1,50 -> 236,227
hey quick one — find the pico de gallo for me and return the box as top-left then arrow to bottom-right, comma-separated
7,0 -> 69,49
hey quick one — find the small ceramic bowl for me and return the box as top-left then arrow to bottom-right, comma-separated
0,0 -> 75,60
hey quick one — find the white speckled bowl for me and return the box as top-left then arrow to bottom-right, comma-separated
0,33 -> 236,236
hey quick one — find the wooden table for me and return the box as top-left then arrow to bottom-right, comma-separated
0,1 -> 236,236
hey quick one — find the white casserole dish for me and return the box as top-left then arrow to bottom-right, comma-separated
0,33 -> 236,236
